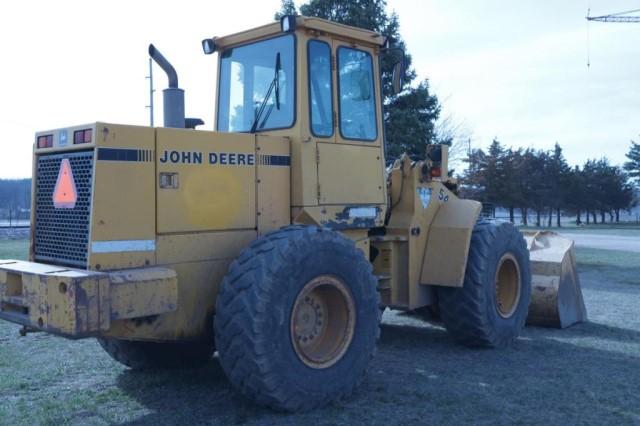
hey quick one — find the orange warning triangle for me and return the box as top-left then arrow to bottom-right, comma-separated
53,158 -> 78,209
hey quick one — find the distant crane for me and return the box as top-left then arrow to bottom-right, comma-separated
585,8 -> 640,67
586,8 -> 640,23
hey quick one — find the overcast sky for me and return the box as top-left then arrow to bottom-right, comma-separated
0,0 -> 638,178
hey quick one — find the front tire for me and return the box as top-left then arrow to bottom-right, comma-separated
437,221 -> 531,347
214,226 -> 380,412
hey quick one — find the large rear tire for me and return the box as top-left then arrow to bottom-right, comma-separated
97,338 -> 215,370
214,226 -> 380,412
437,221 -> 531,347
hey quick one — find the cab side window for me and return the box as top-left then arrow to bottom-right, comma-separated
337,47 -> 377,141
308,40 -> 333,137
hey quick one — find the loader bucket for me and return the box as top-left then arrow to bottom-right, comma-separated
523,231 -> 587,328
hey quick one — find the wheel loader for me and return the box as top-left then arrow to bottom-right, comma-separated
0,16 -> 587,411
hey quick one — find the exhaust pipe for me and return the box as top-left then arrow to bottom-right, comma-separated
148,44 -> 185,128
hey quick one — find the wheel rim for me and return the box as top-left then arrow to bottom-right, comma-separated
495,253 -> 521,318
291,275 -> 356,369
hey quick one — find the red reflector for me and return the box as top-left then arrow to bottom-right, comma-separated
430,167 -> 442,178
74,130 -> 84,144
37,135 -> 53,148
73,129 -> 93,144
53,159 -> 78,209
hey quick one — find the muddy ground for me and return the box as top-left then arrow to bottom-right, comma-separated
0,237 -> 639,425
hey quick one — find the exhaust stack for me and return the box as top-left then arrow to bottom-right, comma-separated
148,44 -> 185,128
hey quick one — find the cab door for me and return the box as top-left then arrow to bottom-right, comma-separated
315,40 -> 385,205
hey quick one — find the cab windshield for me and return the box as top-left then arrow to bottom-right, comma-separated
217,34 -> 295,132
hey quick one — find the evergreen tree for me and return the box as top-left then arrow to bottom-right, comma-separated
274,0 -> 441,159
502,148 -> 526,224
527,150 -> 552,227
274,0 -> 297,20
461,139 -> 511,216
564,166 -> 588,225
547,143 -> 571,226
624,139 -> 640,184
384,82 -> 440,159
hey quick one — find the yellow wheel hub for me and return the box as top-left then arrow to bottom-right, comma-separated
495,253 -> 522,318
291,275 -> 355,369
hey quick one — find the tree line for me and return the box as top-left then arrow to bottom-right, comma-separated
0,178 -> 31,223
462,139 -> 638,226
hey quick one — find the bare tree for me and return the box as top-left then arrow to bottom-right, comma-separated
434,112 -> 473,173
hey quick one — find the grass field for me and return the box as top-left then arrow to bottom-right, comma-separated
519,223 -> 640,237
0,239 -> 28,260
0,231 -> 639,424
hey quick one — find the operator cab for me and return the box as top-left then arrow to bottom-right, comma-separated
202,16 -> 393,226
203,15 -> 386,141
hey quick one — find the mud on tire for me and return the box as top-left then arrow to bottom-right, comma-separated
437,221 -> 531,347
214,226 -> 380,412
97,338 -> 215,370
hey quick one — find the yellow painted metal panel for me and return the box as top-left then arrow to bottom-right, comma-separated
109,267 -> 177,320
317,142 -> 385,205
371,239 -> 409,308
0,260 -> 110,336
104,259 -> 230,342
420,195 -> 482,287
90,123 -> 156,270
156,129 -> 256,233
156,230 -> 256,264
257,135 -> 291,234
0,260 -> 180,338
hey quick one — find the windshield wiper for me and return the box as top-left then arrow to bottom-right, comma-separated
250,52 -> 281,133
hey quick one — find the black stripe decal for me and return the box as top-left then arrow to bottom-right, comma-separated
267,155 -> 290,166
259,154 -> 290,166
97,148 -> 153,162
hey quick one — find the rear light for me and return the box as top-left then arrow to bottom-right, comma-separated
74,129 -> 93,144
430,167 -> 442,178
37,135 -> 53,148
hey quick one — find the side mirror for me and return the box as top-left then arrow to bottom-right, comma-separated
280,15 -> 297,33
202,38 -> 216,55
392,60 -> 405,95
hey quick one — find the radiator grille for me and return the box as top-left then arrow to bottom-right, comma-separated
34,151 -> 94,268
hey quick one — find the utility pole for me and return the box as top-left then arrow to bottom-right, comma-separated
146,58 -> 155,127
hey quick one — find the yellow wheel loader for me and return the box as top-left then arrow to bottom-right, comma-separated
0,16 -> 586,411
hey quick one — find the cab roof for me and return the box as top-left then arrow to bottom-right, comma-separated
212,16 -> 386,50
